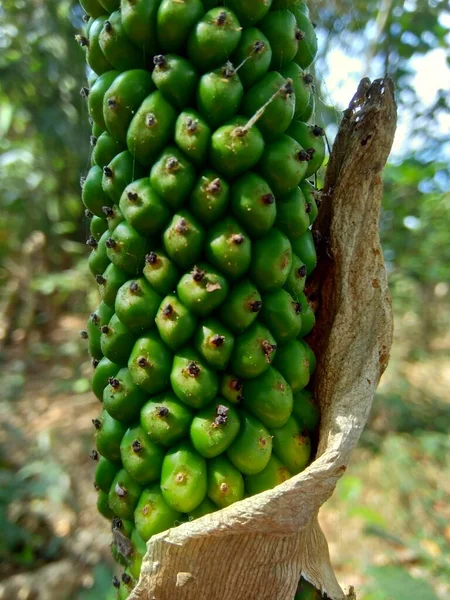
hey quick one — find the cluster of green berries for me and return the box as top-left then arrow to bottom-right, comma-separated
77,0 -> 325,594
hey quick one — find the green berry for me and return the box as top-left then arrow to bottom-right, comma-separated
259,10 -> 300,68
83,17 -> 112,75
231,173 -> 276,237
95,409 -> 127,462
128,332 -> 172,394
128,529 -> 147,579
120,425 -> 165,485
88,230 -> 110,278
220,374 -> 244,405
224,0 -> 272,27
89,214 -> 108,241
280,63 -> 313,119
150,148 -> 197,211
231,28 -> 272,89
99,11 -> 145,71
193,318 -> 235,371
170,348 -> 219,409
140,392 -> 194,447
242,366 -> 293,428
101,314 -> 137,365
162,211 -> 205,270
174,110 -> 211,167
177,263 -> 229,317
102,151 -> 146,205
134,484 -> 181,542
95,455 -> 121,494
115,278 -> 161,333
104,204 -> 124,231
219,279 -> 262,333
189,170 -> 230,225
155,294 -> 197,351
157,0 -> 204,54
292,8 -> 318,70
80,0 -> 106,19
207,455 -> 244,508
105,221 -> 149,276
245,454 -> 291,495
270,416 -> 311,474
291,229 -> 317,275
97,263 -> 128,307
286,122 -> 326,177
88,70 -> 119,130
300,180 -> 319,225
292,388 -> 320,433
250,228 -> 292,291
198,65 -> 244,128
97,490 -> 115,519
190,400 -> 240,458
205,217 -> 252,280
103,367 -> 147,423
92,132 -> 125,168
283,254 -> 307,299
272,339 -> 310,393
231,322 -> 277,378
121,0 -> 159,53
143,250 -> 180,297
258,134 -> 309,196
92,356 -> 120,401
260,288 -> 303,343
275,186 -> 310,240
88,301 -> 115,360
188,497 -> 218,520
109,469 -> 143,520
152,54 -> 199,110
82,165 -> 113,217
226,411 -> 272,475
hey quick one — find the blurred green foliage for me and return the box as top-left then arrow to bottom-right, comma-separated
0,0 -> 449,599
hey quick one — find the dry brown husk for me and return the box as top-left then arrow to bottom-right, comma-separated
129,77 -> 397,600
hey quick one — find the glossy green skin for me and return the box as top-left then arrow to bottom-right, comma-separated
98,263 -> 128,307
283,254 -> 307,299
95,456 -> 121,494
298,340 -> 316,374
207,455 -> 245,508
134,484 -> 181,542
231,28 -> 272,89
85,17 -> 112,75
259,9 -> 299,68
174,110 -> 211,167
219,279 -> 262,334
128,332 -> 172,394
141,392 -> 193,447
155,294 -> 197,351
292,9 -> 318,70
273,339 -> 310,393
97,490 -> 115,519
102,151 -> 146,205
92,356 -> 120,400
95,409 -> 127,462
103,367 -> 147,423
115,277 -> 161,333
106,221 -> 149,276
91,132 -> 125,168
157,0 -> 204,53
260,288 -> 303,343
89,230 -> 110,278
243,72 -> 295,139
188,497 -> 218,520
300,180 -> 319,225
120,425 -> 165,485
162,211 -> 205,270
117,571 -> 135,600
243,367 -> 293,428
150,148 -> 197,211
275,186 -> 310,239
245,454 -> 291,495
83,165 -> 113,217
227,411 -> 272,475
298,91 -> 315,122
190,400 -> 240,458
127,92 -> 177,167
198,67 -> 244,129
142,250 -> 179,297
194,318 -> 235,371
287,121 -> 325,178
109,469 -> 143,520
100,313 -> 137,365
292,389 -> 320,433
91,121 -> 105,138
210,117 -> 265,178
250,228 -> 292,292
270,416 -> 311,474
88,301 -> 115,359
152,54 -> 198,110
224,0 -> 272,27
205,217 -> 252,280
103,70 -> 154,142
189,170 -> 230,225
128,529 -> 147,579
105,204 -> 124,231
121,0 -> 159,52
187,8 -> 242,72
170,349 -> 219,409
220,374 -> 244,405
80,0 -> 106,18
99,0 -> 119,10
160,441 -> 207,512
88,70 -> 119,129
231,322 -> 277,379
99,11 -> 145,71
280,62 -> 312,119
259,134 -> 308,196
90,215 -> 108,240
231,173 -> 276,237
291,229 -> 317,276
177,263 -> 229,317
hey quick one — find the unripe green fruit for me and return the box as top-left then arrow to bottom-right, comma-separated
286,122 -> 326,177
88,70 -> 119,130
297,292 -> 316,337
300,180 -> 319,225
89,214 -> 108,241
231,173 -> 276,237
177,263 -> 229,317
128,529 -> 147,579
245,455 -> 291,495
105,221 -> 149,276
187,8 -> 242,72
206,217 -> 252,280
283,254 -> 307,299
141,392 -> 194,448
175,110 -> 211,167
163,211 -> 205,269
91,132 -> 125,168
95,455 -> 121,494
121,0 -> 159,53
227,411 -> 272,475
103,367 -> 147,423
88,230 -> 110,278
99,11 -> 145,71
134,484 -> 181,541
82,165 -> 113,217
290,229 -> 317,275
194,318 -> 235,371
88,301 -> 115,359
275,186 -> 310,240
295,579 -> 322,599
292,8 -> 318,69
224,0 -> 272,27
100,313 -> 137,365
150,148 -> 197,211
155,294 -> 197,351
115,278 -> 161,333
198,66 -> 244,128
292,389 -> 320,433
242,366 -> 293,428
92,356 -> 120,400
120,425 -> 165,485
220,374 -> 244,405
104,204 -> 124,231
157,0 -> 204,54
143,250 -> 179,297
83,17 -> 112,75
219,279 -> 262,333
97,263 -> 128,307
260,288 -> 303,343
207,455 -> 245,508
128,332 -> 172,394
231,322 -> 277,378
80,0 -> 106,19
152,54 -> 199,110
188,497 -> 218,520
127,92 -> 177,167
102,151 -> 146,205
109,468 -> 143,520
272,339 -> 310,393
95,409 -> 127,462
117,571 -> 135,600
270,416 -> 311,474
259,134 -> 308,196
259,10 -> 300,68
97,490 -> 115,519
99,0 -> 119,11
298,91 -> 315,122
250,228 -> 292,291
280,63 -> 313,119
299,339 -> 316,374
190,400 -> 240,458
161,441 -> 207,512
120,179 -> 170,237
231,28 -> 272,89
189,170 -> 230,225
170,348 -> 219,409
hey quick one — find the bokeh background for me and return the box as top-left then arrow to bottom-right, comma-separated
0,0 -> 449,598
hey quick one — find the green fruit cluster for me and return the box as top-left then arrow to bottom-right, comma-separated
77,0 -> 324,592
